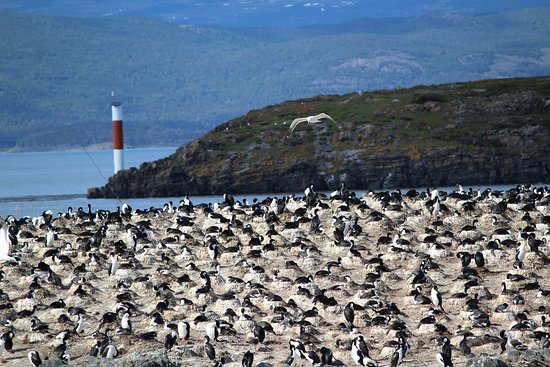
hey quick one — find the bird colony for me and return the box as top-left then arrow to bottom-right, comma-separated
0,184 -> 549,367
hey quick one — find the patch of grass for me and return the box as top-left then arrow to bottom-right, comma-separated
410,92 -> 448,104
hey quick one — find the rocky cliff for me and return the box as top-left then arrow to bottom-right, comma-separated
88,76 -> 550,198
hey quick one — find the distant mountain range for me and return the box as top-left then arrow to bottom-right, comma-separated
1,0 -> 549,27
0,8 -> 549,151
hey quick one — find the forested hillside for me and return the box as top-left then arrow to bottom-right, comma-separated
1,9 -> 549,151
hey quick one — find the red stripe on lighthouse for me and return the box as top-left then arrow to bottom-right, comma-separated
113,120 -> 124,149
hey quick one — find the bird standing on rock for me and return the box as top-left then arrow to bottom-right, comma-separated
242,350 -> 254,367
0,223 -> 18,262
1,330 -> 14,353
165,330 -> 178,351
74,314 -> 86,335
391,335 -> 409,366
178,321 -> 190,340
118,312 -> 132,333
206,320 -> 219,342
204,335 -> 216,361
28,350 -> 42,367
344,302 -> 356,329
253,323 -> 266,344
352,335 -> 378,366
103,343 -> 118,359
108,253 -> 119,276
459,333 -> 472,356
436,336 -> 453,366
431,284 -> 444,312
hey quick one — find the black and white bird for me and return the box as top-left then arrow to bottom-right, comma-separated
204,335 -> 216,361
288,339 -> 306,365
74,314 -> 86,335
46,226 -> 55,247
165,330 -> 178,351
200,271 -> 212,289
28,350 -> 42,367
390,338 -> 406,367
515,242 -> 528,266
208,242 -> 220,262
242,350 -> 254,367
30,318 -> 49,332
178,321 -> 190,340
352,336 -> 378,366
431,284 -> 444,312
354,335 -> 371,359
99,312 -> 118,330
0,223 -> 17,262
500,330 -> 528,353
436,336 -> 453,367
1,330 -> 14,353
253,323 -> 266,344
320,346 -> 334,365
459,333 -> 472,356
392,335 -> 410,366
474,251 -> 485,268
118,312 -> 132,333
54,336 -> 68,360
299,349 -> 321,366
344,302 -> 356,328
89,340 -> 102,357
103,343 -> 118,359
206,320 -> 219,341
108,253 -> 119,276
223,193 -> 235,208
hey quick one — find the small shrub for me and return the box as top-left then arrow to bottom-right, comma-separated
411,93 -> 447,104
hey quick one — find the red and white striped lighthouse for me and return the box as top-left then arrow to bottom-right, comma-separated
111,92 -> 124,174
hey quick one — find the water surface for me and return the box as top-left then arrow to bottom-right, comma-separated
0,148 -> 544,218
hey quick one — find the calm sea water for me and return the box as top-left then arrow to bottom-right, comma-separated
0,147 -> 543,218
0,148 -> 179,217
0,147 -> 285,218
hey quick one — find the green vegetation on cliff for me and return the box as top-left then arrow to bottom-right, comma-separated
89,76 -> 550,198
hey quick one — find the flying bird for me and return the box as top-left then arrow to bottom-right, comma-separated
288,113 -> 336,134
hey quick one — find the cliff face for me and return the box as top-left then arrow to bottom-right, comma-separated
88,77 -> 550,198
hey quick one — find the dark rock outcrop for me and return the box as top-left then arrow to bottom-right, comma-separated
465,348 -> 550,367
88,76 -> 550,198
42,352 -> 182,367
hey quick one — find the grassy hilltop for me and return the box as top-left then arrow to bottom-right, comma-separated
89,76 -> 550,197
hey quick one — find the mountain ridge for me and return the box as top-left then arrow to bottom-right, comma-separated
2,0 -> 549,27
1,9 -> 549,151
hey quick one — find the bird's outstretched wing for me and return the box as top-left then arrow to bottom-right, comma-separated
288,117 -> 308,134
313,113 -> 336,124
288,113 -> 336,135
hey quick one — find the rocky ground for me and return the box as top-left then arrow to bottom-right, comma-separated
1,184 -> 549,367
